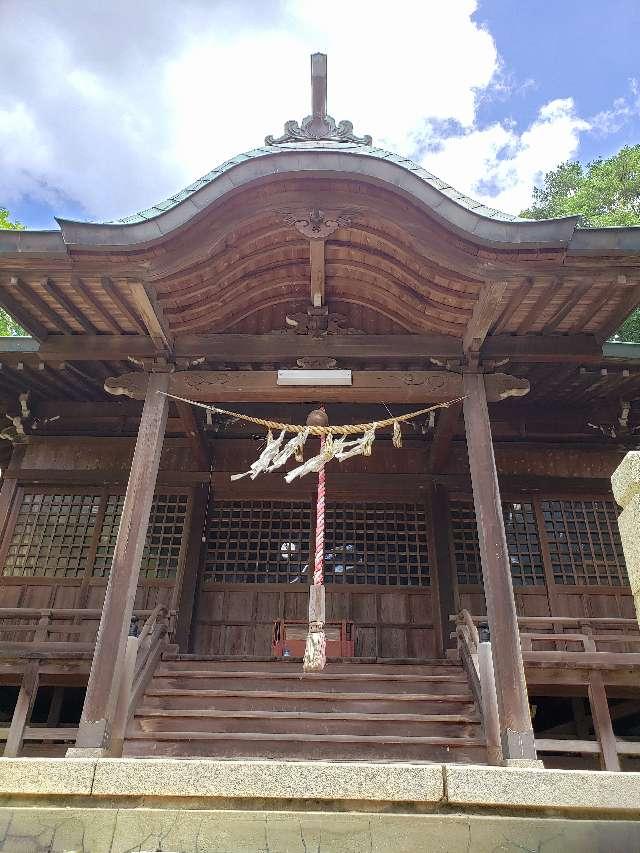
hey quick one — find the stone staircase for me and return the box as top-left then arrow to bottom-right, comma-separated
124,657 -> 487,763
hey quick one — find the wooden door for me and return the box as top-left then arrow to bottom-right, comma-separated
191,499 -> 436,658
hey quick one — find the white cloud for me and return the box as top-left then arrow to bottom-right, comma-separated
0,0 -> 603,222
427,98 -> 590,215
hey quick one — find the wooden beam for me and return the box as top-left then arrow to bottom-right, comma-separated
104,370 -> 530,404
462,371 -> 536,760
309,239 -> 325,307
428,401 -> 462,473
175,399 -> 210,469
0,333 -> 612,366
463,281 -> 508,357
128,282 -> 173,351
74,372 -> 169,751
101,277 -> 146,335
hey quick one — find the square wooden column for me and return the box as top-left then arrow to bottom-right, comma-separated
462,372 -> 537,761
73,372 -> 169,751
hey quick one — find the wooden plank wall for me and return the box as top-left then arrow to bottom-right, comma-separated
192,584 -> 435,659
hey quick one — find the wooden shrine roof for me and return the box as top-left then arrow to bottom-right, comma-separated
0,53 -> 639,420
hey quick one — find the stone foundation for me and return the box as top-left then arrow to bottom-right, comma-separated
0,758 -> 638,851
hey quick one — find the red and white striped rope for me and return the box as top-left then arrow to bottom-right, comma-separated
313,436 -> 325,587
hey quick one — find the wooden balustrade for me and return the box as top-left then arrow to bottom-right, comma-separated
453,609 -> 640,771
0,606 -> 174,758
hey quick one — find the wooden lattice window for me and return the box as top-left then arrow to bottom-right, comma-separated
450,500 -> 545,587
204,500 -> 312,584
3,492 -> 101,578
324,503 -> 430,586
92,493 -> 189,580
541,499 -> 627,586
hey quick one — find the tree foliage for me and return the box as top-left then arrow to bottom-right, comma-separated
0,209 -> 25,336
521,145 -> 640,341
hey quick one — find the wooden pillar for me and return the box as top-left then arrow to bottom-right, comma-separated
73,372 -> 169,751
4,662 -> 39,757
588,672 -> 620,771
0,444 -> 25,545
462,372 -> 536,760
429,483 -> 457,656
174,483 -> 209,651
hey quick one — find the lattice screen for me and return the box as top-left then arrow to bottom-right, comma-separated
2,490 -> 189,580
92,493 -> 189,580
204,501 -> 312,584
450,500 -> 545,586
203,500 -> 430,586
3,493 -> 101,578
324,503 -> 430,586
541,499 -> 627,586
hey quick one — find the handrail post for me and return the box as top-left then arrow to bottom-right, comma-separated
108,635 -> 139,758
477,631 -> 502,766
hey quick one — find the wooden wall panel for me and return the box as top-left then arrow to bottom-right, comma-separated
191,584 -> 435,659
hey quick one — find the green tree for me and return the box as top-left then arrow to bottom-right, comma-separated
0,208 -> 26,335
521,145 -> 640,341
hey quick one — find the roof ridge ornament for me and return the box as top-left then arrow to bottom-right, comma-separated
265,53 -> 372,146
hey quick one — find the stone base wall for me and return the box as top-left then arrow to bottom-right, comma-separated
0,758 -> 639,852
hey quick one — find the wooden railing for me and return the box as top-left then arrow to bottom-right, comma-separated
0,607 -> 164,655
0,606 -> 175,757
453,610 -> 640,771
109,605 -> 174,756
454,611 -> 502,765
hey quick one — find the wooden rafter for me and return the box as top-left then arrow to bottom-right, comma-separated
128,282 -> 173,351
0,281 -> 49,341
101,277 -> 146,335
42,278 -> 98,335
463,281 -> 508,360
516,278 -> 559,334
69,276 -> 123,334
11,277 -> 74,335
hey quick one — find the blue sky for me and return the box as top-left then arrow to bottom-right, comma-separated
1,0 -> 638,230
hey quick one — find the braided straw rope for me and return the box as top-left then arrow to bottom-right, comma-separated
161,393 -> 462,435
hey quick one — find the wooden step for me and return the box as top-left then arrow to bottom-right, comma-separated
151,672 -> 470,696
141,690 -> 474,716
155,668 -> 468,683
130,708 -> 481,738
123,730 -> 487,762
161,657 -> 462,675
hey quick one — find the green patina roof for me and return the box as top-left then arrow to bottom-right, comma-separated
114,142 -> 525,226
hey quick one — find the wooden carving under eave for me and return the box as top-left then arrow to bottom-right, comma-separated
278,308 -> 365,337
104,371 -> 529,404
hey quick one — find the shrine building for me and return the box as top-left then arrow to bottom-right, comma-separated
0,53 -> 639,851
